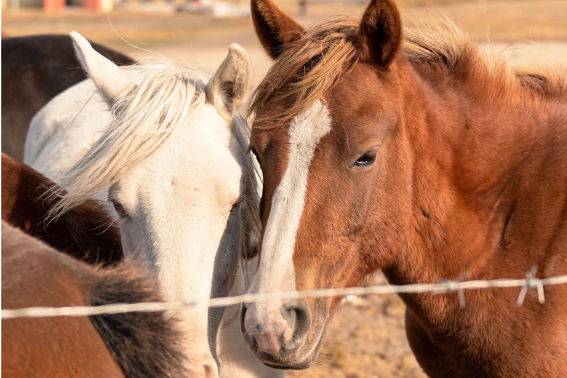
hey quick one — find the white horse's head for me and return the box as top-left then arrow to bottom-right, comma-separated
50,32 -> 260,377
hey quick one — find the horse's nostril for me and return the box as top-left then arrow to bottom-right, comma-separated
294,303 -> 309,324
280,301 -> 311,350
280,304 -> 297,329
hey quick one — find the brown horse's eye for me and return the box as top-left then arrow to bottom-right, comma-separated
353,151 -> 377,167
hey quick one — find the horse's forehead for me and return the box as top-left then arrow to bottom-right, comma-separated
288,102 -> 333,150
326,63 -> 400,126
118,105 -> 244,200
253,101 -> 335,194
252,64 -> 386,153
170,104 -> 242,157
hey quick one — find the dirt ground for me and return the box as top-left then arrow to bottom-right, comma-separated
3,1 -> 566,377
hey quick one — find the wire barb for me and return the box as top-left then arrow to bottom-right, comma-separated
516,266 -> 545,306
438,272 -> 468,309
440,280 -> 467,308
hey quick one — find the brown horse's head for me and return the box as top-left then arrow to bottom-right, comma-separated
242,0 -> 414,369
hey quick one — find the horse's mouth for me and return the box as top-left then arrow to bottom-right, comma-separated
262,359 -> 313,370
258,339 -> 322,370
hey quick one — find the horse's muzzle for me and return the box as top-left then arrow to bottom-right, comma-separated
240,299 -> 317,368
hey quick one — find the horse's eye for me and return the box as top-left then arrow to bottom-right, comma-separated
353,151 -> 377,167
231,195 -> 244,212
109,198 -> 128,218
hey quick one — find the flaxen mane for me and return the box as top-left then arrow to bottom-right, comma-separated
46,61 -> 209,219
248,14 -> 567,127
232,113 -> 262,261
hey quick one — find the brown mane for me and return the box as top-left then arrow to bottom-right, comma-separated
248,14 -> 567,127
403,17 -> 567,101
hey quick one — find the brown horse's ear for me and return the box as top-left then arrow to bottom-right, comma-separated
359,0 -> 402,67
251,0 -> 305,59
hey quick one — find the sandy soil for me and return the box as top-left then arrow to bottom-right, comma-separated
3,2 -> 566,377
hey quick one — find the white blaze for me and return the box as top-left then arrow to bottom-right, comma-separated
246,101 -> 332,327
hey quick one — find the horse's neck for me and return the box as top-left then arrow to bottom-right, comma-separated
383,62 -> 567,321
26,81 -> 111,182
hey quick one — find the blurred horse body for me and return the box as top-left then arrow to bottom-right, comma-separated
1,34 -> 134,161
1,221 -> 187,378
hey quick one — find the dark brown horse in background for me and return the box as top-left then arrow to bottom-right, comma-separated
2,153 -> 123,265
1,35 -> 134,160
2,221 -> 187,378
239,0 -> 567,376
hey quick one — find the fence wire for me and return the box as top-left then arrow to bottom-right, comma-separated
2,267 -> 567,320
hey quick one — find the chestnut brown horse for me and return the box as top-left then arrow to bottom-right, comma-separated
240,0 -> 567,376
2,153 -> 123,265
1,35 -> 134,161
1,222 -> 187,378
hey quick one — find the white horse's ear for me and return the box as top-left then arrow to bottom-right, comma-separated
70,31 -> 133,105
207,44 -> 252,115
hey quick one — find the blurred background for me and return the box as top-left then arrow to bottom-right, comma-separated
2,0 -> 566,377
3,0 -> 567,84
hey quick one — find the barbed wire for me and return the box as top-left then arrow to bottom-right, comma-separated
2,268 -> 567,320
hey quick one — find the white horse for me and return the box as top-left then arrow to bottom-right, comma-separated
24,32 -> 282,378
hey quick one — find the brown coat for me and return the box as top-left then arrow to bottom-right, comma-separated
1,222 -> 187,378
1,153 -> 123,265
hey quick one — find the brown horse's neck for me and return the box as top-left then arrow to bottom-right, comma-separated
382,57 -> 567,319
